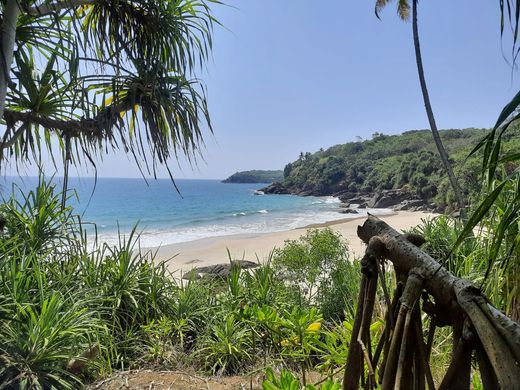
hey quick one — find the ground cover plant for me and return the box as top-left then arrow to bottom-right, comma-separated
0,179 -> 370,388
2,179 -> 517,389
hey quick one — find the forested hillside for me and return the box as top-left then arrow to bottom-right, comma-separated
264,128 -> 520,210
222,170 -> 284,183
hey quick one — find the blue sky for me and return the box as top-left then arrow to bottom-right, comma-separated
21,0 -> 520,179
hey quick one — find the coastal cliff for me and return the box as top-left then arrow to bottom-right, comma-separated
222,170 -> 283,184
262,128 -> 520,211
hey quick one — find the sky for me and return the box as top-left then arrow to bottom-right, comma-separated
14,0 -> 520,179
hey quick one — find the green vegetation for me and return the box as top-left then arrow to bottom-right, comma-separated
0,0 -> 219,202
223,170 -> 284,184
0,180 -> 368,388
2,0 -> 520,388
276,128 -> 520,211
3,179 -> 516,388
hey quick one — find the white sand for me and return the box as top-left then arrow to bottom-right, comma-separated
146,211 -> 437,273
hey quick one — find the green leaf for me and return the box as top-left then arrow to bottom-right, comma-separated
493,89 -> 520,131
451,181 -> 508,254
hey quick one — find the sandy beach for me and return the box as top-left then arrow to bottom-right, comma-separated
149,211 -> 436,273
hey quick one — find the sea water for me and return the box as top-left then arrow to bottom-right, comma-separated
0,177 -> 392,247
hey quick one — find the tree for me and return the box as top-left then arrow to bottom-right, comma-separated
446,1 -> 520,322
0,0 -> 219,203
375,0 -> 466,215
343,216 -> 520,389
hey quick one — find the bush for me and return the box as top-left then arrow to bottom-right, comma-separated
272,228 -> 359,321
0,180 -> 366,385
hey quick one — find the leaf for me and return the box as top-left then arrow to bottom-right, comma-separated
306,322 -> 321,332
488,194 -> 520,267
499,152 -> 520,164
262,382 -> 278,390
493,89 -> 520,131
451,181 -> 508,254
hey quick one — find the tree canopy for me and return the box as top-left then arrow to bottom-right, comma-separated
0,0 -> 219,181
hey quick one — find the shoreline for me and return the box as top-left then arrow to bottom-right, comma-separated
297,210 -> 397,229
147,210 -> 435,273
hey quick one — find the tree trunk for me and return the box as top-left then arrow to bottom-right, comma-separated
412,0 -> 466,215
0,0 -> 21,125
353,216 -> 520,388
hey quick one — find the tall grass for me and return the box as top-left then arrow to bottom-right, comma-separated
2,179 -> 503,388
0,179 -> 368,387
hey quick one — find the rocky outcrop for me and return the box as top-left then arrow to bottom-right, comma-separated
340,188 -> 436,212
340,208 -> 359,214
183,260 -> 259,280
371,189 -> 414,208
264,184 -> 437,213
393,199 -> 427,211
261,182 -> 291,195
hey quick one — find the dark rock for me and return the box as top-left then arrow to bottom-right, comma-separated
183,260 -> 259,280
340,208 -> 359,214
394,199 -> 427,211
336,192 -> 358,203
372,189 -> 414,208
367,193 -> 380,208
261,182 -> 290,195
347,197 -> 369,204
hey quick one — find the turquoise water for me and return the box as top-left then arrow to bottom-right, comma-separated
1,177 -> 390,247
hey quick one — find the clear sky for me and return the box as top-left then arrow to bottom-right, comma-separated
19,0 -> 520,179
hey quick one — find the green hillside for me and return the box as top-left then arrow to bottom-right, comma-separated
222,170 -> 284,183
264,128 -> 520,210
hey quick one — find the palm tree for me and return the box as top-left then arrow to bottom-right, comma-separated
0,0 -> 219,203
375,0 -> 466,215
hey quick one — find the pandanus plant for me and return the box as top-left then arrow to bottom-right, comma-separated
0,0 -> 220,206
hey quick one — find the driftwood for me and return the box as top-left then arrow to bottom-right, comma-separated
343,216 -> 520,390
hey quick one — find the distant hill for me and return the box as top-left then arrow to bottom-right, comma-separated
262,128 -> 520,211
222,170 -> 284,184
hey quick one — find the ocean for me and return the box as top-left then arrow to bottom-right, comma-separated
0,177 -> 392,247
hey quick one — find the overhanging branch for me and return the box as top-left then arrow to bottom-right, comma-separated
2,101 -> 131,147
25,0 -> 97,17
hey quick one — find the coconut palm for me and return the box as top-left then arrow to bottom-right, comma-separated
0,0 -> 219,202
375,0 -> 466,215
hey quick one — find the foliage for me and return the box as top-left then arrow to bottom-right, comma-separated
272,228 -> 359,321
0,179 -> 367,386
0,0 -> 220,180
199,314 -> 253,375
222,170 -> 284,184
262,368 -> 341,390
0,291 -> 102,390
274,128 -> 520,211
451,93 -> 520,318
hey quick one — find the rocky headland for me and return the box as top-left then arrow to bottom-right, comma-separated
262,182 -> 437,214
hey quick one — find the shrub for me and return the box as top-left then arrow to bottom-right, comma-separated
272,228 -> 358,321
0,179 -> 364,385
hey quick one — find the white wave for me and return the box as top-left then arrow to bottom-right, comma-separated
324,196 -> 341,204
93,204 -> 394,249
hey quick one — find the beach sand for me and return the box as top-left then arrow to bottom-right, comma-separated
148,211 -> 437,273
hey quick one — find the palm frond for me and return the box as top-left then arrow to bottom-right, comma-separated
1,0 -> 221,184
375,0 -> 410,21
